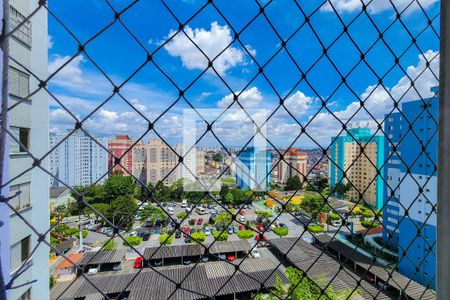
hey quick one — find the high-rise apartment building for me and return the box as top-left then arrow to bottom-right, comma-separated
277,148 -> 307,185
329,128 -> 385,209
382,88 -> 438,288
143,139 -> 178,185
6,1 -> 49,299
236,147 -> 271,190
49,131 -> 108,187
108,134 -> 133,175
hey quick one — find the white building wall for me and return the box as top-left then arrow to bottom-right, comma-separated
8,0 -> 49,299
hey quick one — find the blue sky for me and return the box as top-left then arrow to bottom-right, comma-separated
47,0 -> 440,148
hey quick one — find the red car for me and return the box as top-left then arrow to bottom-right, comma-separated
366,273 -> 376,283
257,225 -> 265,232
197,218 -> 203,225
255,234 -> 267,242
227,254 -> 235,261
183,227 -> 190,237
134,256 -> 143,268
239,224 -> 245,230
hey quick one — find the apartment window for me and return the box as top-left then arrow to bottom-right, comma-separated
9,182 -> 31,211
10,235 -> 31,271
9,127 -> 30,153
18,288 -> 31,300
9,5 -> 32,47
9,67 -> 30,99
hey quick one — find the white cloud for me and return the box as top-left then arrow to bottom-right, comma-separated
321,0 -> 438,14
164,22 -> 246,75
48,55 -> 89,88
284,91 -> 313,115
217,87 -> 263,108
98,109 -> 119,121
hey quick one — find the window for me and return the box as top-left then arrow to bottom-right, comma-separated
9,67 -> 30,99
9,5 -> 32,47
9,182 -> 31,211
9,127 -> 30,153
18,288 -> 31,300
10,235 -> 31,271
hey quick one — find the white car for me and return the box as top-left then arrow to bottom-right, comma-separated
239,216 -> 245,222
88,266 -> 99,275
251,248 -> 261,258
204,227 -> 211,236
332,219 -> 342,227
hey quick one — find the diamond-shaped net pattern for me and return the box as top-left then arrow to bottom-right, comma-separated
0,0 -> 440,299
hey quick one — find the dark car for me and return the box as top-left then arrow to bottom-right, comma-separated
175,231 -> 182,238
209,214 -> 216,225
197,218 -> 203,225
151,260 -> 163,267
142,233 -> 150,241
185,236 -> 191,243
279,223 -> 288,228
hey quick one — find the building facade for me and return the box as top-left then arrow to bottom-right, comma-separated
277,148 -> 307,185
6,1 -> 50,298
236,147 -> 271,191
143,139 -> 178,185
329,128 -> 385,209
49,131 -> 108,187
108,134 -> 133,175
382,88 -> 438,288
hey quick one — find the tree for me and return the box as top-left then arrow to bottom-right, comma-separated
328,213 -> 341,221
103,176 -> 136,202
255,210 -> 273,223
237,229 -> 254,240
224,192 -> 234,204
285,176 -> 302,191
331,182 -> 351,198
191,232 -> 206,243
212,153 -> 223,162
361,220 -> 380,228
170,179 -> 184,201
159,234 -> 173,245
213,231 -> 228,241
219,184 -> 230,201
75,230 -> 88,239
102,239 -> 116,251
273,227 -> 289,237
214,212 -> 232,229
300,193 -> 329,214
316,177 -> 328,192
107,196 -> 137,228
231,188 -> 246,204
123,236 -> 142,247
86,203 -> 109,221
176,212 -> 188,220
63,227 -> 78,237
140,206 -> 167,222
153,181 -> 171,202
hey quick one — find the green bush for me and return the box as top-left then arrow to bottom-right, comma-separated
273,227 -> 289,237
50,276 -> 55,288
308,225 -> 324,234
328,213 -> 341,221
191,232 -> 206,243
63,227 -> 78,237
123,235 -> 142,247
361,211 -> 375,219
213,231 -> 229,241
55,224 -> 70,233
75,230 -> 88,239
159,234 -> 174,245
176,212 -> 188,219
361,220 -> 380,228
237,229 -> 254,240
102,239 -> 116,251
188,219 -> 195,226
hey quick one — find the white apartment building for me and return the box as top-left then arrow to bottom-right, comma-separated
6,1 -> 49,299
49,131 -> 108,187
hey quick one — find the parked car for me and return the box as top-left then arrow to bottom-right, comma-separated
218,254 -> 226,261
243,205 -> 248,209
142,233 -> 150,241
191,228 -> 197,234
201,255 -> 209,262
183,259 -> 192,265
113,262 -> 122,271
251,247 -> 261,258
183,227 -> 190,237
279,223 -> 288,228
257,225 -> 265,232
134,257 -> 143,268
204,227 -> 211,236
239,224 -> 245,230
233,226 -> 239,233
239,216 -> 245,222
197,218 -> 203,225
184,236 -> 191,243
227,227 -> 234,234
227,254 -> 236,261
255,234 -> 267,242
175,230 -> 182,238
88,265 -> 99,275
151,260 -> 163,267
332,219 -> 342,227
